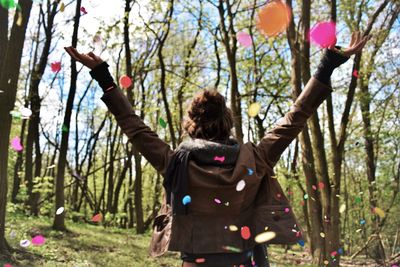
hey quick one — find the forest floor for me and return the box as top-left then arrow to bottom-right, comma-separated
0,214 -> 381,267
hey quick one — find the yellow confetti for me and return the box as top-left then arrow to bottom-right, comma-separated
60,2 -> 65,12
324,260 -> 329,265
320,232 -> 325,238
248,102 -> 261,117
255,231 -> 276,243
374,207 -> 385,218
356,228 -> 362,233
339,204 -> 346,213
16,11 -> 22,26
228,225 -> 238,232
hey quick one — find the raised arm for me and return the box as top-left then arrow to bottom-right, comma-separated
64,47 -> 173,176
256,32 -> 370,167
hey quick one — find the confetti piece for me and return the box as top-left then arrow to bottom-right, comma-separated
255,231 -> 276,243
195,258 -> 205,263
256,1 -> 291,37
298,239 -> 305,247
19,239 -> 31,247
324,260 -> 329,265
320,232 -> 325,238
360,219 -> 366,225
60,2 -> 65,12
10,137 -> 23,152
51,62 -> 61,73
304,194 -> 309,200
309,21 -> 336,48
300,200 -> 305,206
247,168 -> 254,175
213,156 -> 225,163
241,226 -> 251,240
214,198 -> 222,204
80,6 -> 87,14
228,225 -> 238,231
20,107 -> 32,118
338,248 -> 344,255
318,182 -> 325,189
330,251 -> 338,257
31,235 -> 45,246
356,228 -> 362,233
236,180 -> 246,191
339,204 -> 346,213
224,202 -> 230,206
248,103 -> 261,117
10,110 -> 21,119
373,207 -> 385,218
16,10 -> 22,26
9,230 -> 16,239
92,213 -> 103,222
352,70 -> 359,78
312,185 -> 317,190
237,32 -> 252,48
182,195 -> 191,205
119,75 -> 132,89
56,207 -> 64,215
355,196 -> 362,204
276,193 -> 281,198
159,118 -> 167,128
222,245 -> 242,253
93,34 -> 102,43
0,0 -> 16,9
61,124 -> 68,133
284,208 -> 290,213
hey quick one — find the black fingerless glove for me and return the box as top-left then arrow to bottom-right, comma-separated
89,62 -> 116,92
314,46 -> 350,85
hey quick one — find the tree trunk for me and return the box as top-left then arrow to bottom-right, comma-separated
53,0 -> 82,231
0,0 -> 33,254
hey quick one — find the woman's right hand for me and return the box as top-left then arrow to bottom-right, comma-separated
64,46 -> 104,70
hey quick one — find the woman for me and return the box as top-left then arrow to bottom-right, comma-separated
65,31 -> 369,267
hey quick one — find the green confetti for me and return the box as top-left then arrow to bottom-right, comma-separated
0,0 -> 16,9
304,194 -> 309,200
222,245 -> 241,253
355,196 -> 362,204
159,118 -> 167,128
62,124 -> 69,133
10,110 -> 21,119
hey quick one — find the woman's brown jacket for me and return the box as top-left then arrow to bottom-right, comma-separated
101,77 -> 331,254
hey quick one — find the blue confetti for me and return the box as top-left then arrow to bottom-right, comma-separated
360,219 -> 366,225
298,240 -> 305,247
338,247 -> 344,255
182,195 -> 191,205
247,168 -> 254,175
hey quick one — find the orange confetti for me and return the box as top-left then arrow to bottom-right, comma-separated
256,0 -> 291,37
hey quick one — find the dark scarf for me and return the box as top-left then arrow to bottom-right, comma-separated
163,138 -> 240,215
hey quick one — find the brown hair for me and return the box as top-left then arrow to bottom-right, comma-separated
183,89 -> 233,141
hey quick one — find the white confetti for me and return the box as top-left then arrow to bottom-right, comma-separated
236,180 -> 246,191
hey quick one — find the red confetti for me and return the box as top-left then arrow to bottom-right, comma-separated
300,201 -> 305,206
119,75 -> 132,88
331,251 -> 338,257
92,213 -> 102,222
240,226 -> 251,240
318,182 -> 325,189
80,6 -> 87,14
51,62 -> 61,73
353,70 -> 359,78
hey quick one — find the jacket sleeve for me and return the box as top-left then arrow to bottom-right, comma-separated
101,87 -> 173,176
255,77 -> 332,167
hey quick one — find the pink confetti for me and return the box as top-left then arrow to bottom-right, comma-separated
10,137 -> 23,152
195,258 -> 206,263
312,185 -> 317,190
214,156 -> 225,163
284,208 -> 290,213
331,251 -> 338,257
353,70 -> 359,78
240,226 -> 251,240
31,235 -> 45,246
214,198 -> 222,204
4,264 -> 12,267
276,193 -> 281,198
237,32 -> 252,48
51,62 -> 61,73
309,21 -> 336,48
80,6 -> 87,14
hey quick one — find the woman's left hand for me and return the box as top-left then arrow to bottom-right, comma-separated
329,31 -> 371,57
64,46 -> 104,70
